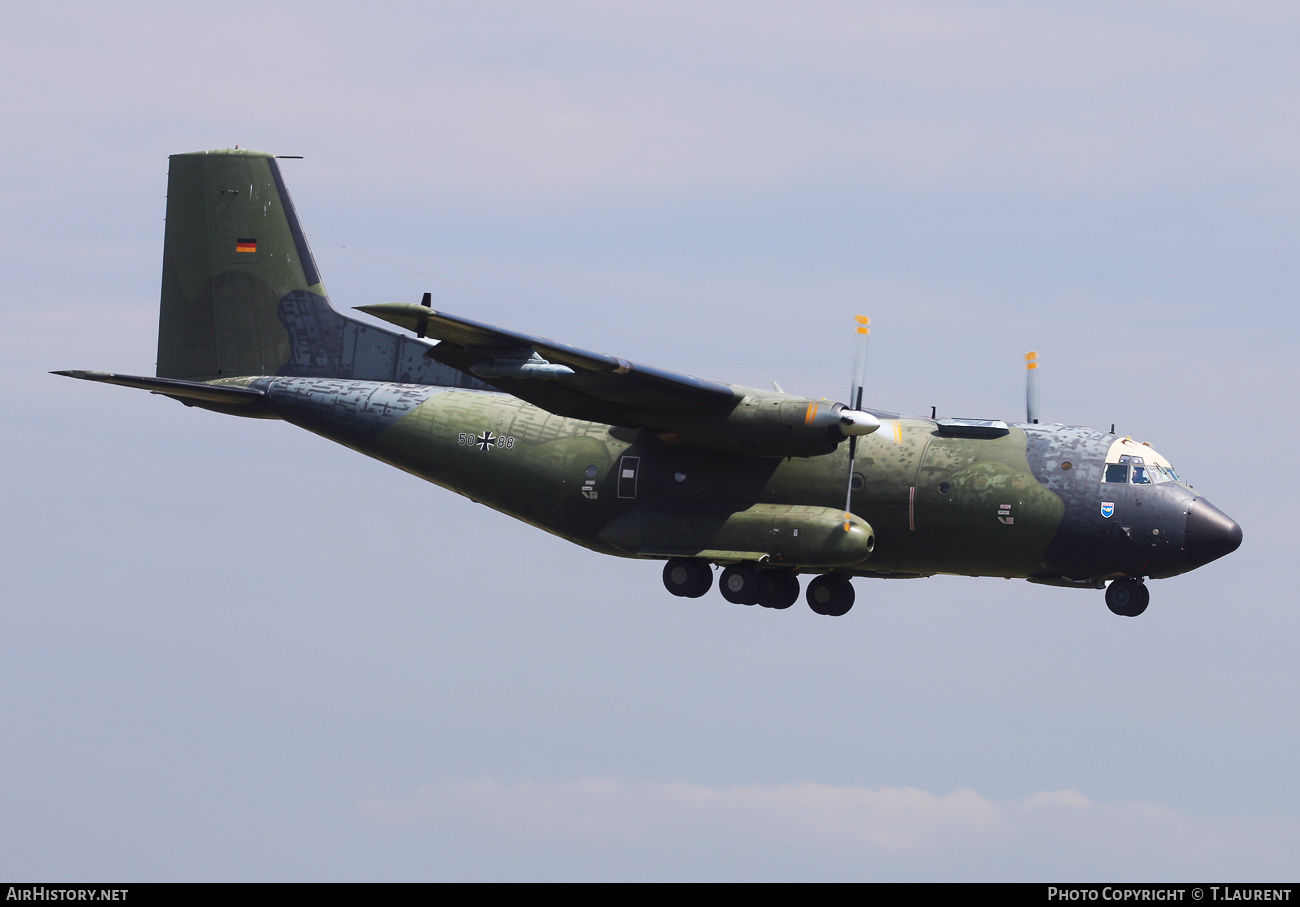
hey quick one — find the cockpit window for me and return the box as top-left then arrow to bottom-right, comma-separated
1105,439 -> 1185,488
1108,461 -> 1184,486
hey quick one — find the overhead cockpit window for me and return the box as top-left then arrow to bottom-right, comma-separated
1105,463 -> 1129,484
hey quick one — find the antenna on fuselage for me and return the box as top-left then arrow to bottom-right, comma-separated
1025,350 -> 1040,424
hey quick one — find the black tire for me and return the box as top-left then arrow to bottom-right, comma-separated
719,563 -> 762,605
663,558 -> 712,598
1105,578 -> 1148,617
1128,582 -> 1150,616
757,571 -> 800,610
806,574 -> 855,617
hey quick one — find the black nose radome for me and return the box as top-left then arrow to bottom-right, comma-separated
1185,499 -> 1243,568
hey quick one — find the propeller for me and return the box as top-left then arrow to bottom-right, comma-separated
416,291 -> 432,339
1025,350 -> 1039,424
842,315 -> 879,531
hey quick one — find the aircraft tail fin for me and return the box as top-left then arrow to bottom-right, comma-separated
156,149 -> 481,389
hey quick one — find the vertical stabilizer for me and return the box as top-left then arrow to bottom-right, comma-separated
158,150 -> 313,379
156,149 -> 482,389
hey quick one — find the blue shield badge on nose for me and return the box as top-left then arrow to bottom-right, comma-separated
1100,501 -> 1115,519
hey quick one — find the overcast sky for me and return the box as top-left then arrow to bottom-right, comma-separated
3,0 -> 1297,881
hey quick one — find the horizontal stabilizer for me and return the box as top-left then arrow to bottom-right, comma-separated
52,370 -> 265,405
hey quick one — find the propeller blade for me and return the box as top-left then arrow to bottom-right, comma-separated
852,315 -> 869,409
844,434 -> 858,531
837,314 -> 880,436
844,315 -> 871,531
1025,350 -> 1039,424
417,291 -> 432,339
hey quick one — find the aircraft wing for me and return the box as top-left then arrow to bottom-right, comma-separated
354,303 -> 738,425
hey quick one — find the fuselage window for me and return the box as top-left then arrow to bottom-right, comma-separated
1104,463 -> 1129,484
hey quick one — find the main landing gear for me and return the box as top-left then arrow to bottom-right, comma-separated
661,558 -> 854,616
1105,578 -> 1149,617
661,558 -> 712,598
805,573 -> 855,617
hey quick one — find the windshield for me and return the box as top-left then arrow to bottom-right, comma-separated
1102,439 -> 1185,487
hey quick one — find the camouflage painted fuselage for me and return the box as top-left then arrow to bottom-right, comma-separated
61,148 -> 1240,599
238,375 -> 1224,584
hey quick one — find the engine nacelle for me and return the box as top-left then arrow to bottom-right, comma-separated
630,393 -> 871,458
598,502 -> 876,568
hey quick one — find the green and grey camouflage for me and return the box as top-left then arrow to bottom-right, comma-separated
56,149 -> 1242,618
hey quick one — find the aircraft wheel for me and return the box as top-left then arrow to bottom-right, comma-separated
806,574 -> 855,617
662,558 -> 712,598
719,563 -> 762,605
757,571 -> 800,610
1128,584 -> 1150,616
1105,578 -> 1149,617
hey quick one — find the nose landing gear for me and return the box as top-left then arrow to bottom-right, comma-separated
1105,578 -> 1149,617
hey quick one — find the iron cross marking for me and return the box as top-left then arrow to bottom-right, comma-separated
476,431 -> 496,451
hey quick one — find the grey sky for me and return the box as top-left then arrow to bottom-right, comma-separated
2,1 -> 1296,880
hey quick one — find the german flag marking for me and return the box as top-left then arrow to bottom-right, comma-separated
235,238 -> 257,253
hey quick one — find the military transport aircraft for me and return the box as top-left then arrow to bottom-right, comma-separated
56,149 -> 1242,618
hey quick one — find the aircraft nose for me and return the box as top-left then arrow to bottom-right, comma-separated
1185,498 -> 1243,568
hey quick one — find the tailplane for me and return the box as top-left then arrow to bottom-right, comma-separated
156,149 -> 480,388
